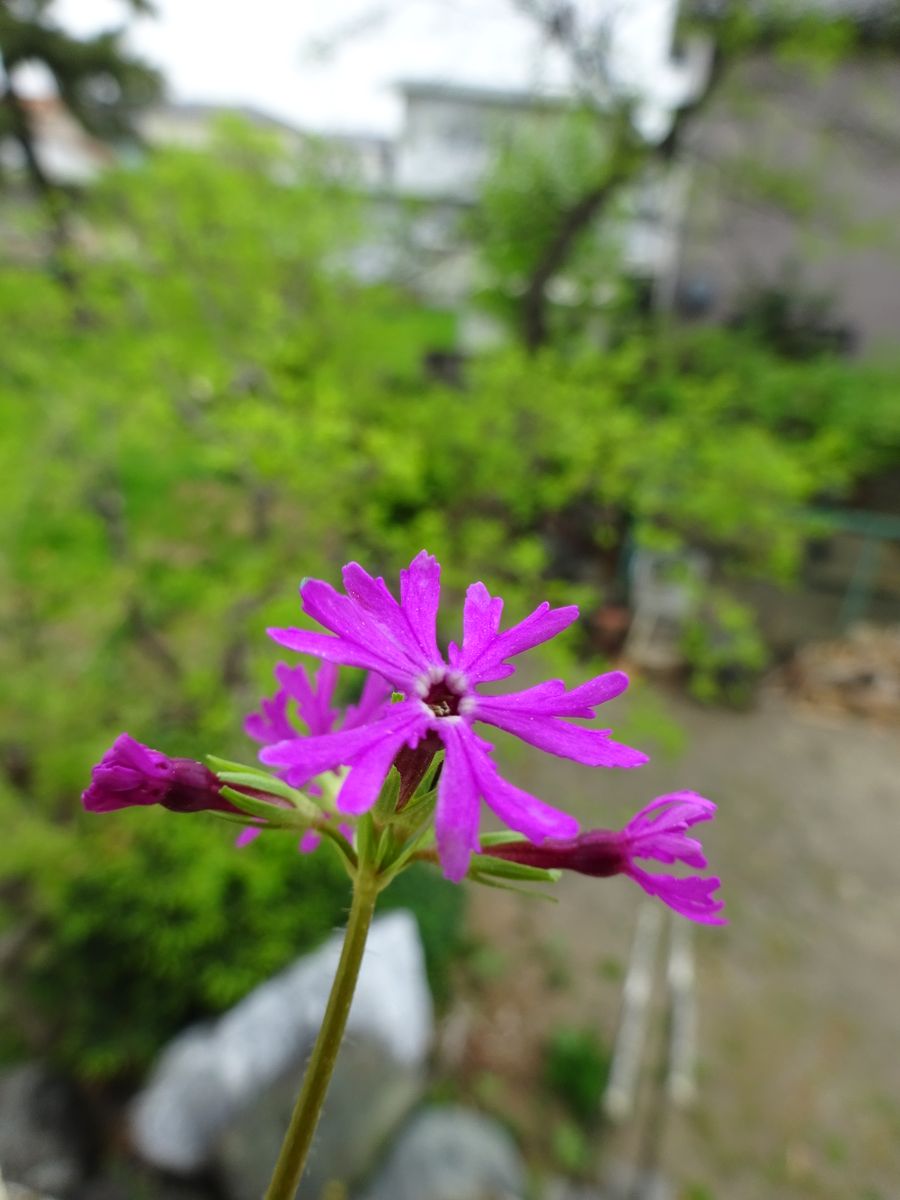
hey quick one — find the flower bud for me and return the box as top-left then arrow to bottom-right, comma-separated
83,734 -> 241,815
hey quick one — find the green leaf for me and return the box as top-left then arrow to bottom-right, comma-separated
468,855 -> 561,884
478,831 -> 528,848
215,770 -> 319,818
469,874 -> 560,902
377,820 -> 436,886
373,766 -> 401,821
219,786 -> 315,829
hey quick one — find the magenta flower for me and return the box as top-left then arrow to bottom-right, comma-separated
245,661 -> 390,761
483,792 -> 725,924
83,734 -> 238,815
240,661 -> 390,849
262,551 -> 647,881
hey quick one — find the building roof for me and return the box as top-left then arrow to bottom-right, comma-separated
394,79 -> 578,111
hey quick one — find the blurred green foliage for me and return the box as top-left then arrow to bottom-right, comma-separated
681,590 -> 769,708
1,121 -> 897,1080
1,807 -> 351,1076
472,107 -> 632,335
550,1118 -> 592,1176
544,1024 -> 610,1125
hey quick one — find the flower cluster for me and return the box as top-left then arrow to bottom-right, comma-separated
82,552 -> 724,923
262,551 -> 646,881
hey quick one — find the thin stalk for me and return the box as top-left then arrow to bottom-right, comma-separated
264,868 -> 378,1200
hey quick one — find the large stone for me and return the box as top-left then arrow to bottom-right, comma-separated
130,912 -> 432,1179
216,1027 -> 421,1200
358,1106 -> 526,1200
0,1064 -> 92,1197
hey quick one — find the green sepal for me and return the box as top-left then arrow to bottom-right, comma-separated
372,767 -> 401,822
219,786 -> 315,829
417,751 -> 444,796
207,754 -> 265,775
478,831 -> 528,848
394,749 -> 444,820
376,820 -> 436,886
356,811 -> 376,867
208,810 -> 272,828
207,755 -> 320,820
214,772 -> 321,820
467,855 -> 561,884
468,874 -> 560,902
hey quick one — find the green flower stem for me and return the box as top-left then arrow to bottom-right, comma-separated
264,862 -> 378,1200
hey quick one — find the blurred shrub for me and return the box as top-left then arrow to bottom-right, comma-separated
544,1025 -> 610,1125
0,803 -> 464,1079
550,1118 -> 592,1176
0,804 -> 350,1077
681,591 -> 769,708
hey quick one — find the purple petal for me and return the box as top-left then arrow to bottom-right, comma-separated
475,703 -> 648,768
109,733 -> 163,773
341,563 -> 434,671
267,627 -> 412,685
453,589 -> 580,683
476,671 -> 630,718
434,723 -> 484,882
343,671 -> 392,731
475,751 -> 579,843
308,573 -> 428,677
399,551 -> 442,662
273,661 -> 341,737
336,708 -> 428,815
244,690 -> 297,746
260,701 -> 425,790
448,582 -> 505,675
627,865 -> 727,925
260,721 -> 387,781
624,793 -> 716,868
299,829 -> 322,853
235,827 -> 262,848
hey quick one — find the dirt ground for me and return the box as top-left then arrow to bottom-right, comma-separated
439,684 -> 900,1200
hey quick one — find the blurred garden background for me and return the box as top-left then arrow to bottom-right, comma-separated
1,1 -> 899,1198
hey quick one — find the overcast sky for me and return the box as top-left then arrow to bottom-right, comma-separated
44,0 -> 689,137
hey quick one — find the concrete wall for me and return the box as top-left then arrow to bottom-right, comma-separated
676,57 -> 900,354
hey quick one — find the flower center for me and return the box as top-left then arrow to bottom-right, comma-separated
416,668 -> 471,719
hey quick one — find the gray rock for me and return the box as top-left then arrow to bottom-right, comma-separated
216,1029 -> 421,1200
545,1168 -> 671,1200
0,1065 -> 91,1197
130,912 -> 432,1176
358,1106 -> 526,1200
5,1183 -> 58,1200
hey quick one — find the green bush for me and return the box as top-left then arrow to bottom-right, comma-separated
544,1025 -> 610,1124
0,805 -> 352,1078
0,803 -> 465,1080
681,591 -> 769,708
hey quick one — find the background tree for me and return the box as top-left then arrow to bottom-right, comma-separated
0,0 -> 160,193
505,0 -> 900,350
0,0 -> 160,289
